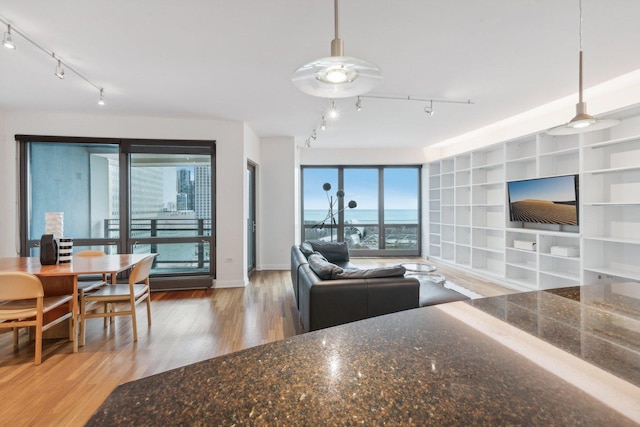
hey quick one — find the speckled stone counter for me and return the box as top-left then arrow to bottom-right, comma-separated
87,283 -> 640,426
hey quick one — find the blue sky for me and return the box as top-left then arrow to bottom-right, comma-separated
303,168 -> 418,210
508,175 -> 576,203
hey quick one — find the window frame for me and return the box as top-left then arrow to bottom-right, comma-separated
301,165 -> 422,257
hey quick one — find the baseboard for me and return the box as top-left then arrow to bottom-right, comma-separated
214,279 -> 248,288
258,264 -> 290,271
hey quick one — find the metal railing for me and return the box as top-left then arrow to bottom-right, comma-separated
104,218 -> 213,270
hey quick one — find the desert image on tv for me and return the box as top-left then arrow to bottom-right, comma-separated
510,199 -> 577,225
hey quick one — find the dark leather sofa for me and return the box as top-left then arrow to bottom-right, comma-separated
291,241 -> 468,332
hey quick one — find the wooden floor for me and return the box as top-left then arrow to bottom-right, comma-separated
0,260 -> 513,426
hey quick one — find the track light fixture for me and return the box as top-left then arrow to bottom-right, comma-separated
2,24 -> 15,49
54,58 -> 65,79
328,101 -> 338,119
0,17 -> 107,107
424,100 -> 434,117
302,95 -> 473,148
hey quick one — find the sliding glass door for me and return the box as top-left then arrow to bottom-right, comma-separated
18,136 -> 215,289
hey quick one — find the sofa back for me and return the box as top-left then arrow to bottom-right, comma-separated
307,241 -> 350,263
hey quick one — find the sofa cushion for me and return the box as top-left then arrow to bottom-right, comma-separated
336,265 -> 406,279
308,241 -> 350,263
299,241 -> 315,257
307,252 -> 344,280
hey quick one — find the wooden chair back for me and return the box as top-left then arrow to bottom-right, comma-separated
0,271 -> 44,301
129,255 -> 154,285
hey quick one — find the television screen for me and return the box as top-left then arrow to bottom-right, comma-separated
507,175 -> 579,225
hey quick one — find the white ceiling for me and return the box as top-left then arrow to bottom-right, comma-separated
1,0 -> 639,149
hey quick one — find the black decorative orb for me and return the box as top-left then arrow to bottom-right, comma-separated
322,183 -> 332,191
348,200 -> 357,209
336,190 -> 345,198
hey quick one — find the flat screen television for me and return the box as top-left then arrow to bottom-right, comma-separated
507,175 -> 579,225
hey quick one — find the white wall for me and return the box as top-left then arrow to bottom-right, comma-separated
258,136 -> 297,270
300,146 -> 427,165
0,111 -> 248,287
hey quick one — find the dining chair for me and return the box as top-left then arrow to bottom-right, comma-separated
0,271 -> 75,365
76,249 -> 109,346
80,254 -> 154,345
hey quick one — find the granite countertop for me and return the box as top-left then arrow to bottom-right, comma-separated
87,284 -> 640,426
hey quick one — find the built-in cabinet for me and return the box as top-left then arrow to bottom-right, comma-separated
427,106 -> 640,291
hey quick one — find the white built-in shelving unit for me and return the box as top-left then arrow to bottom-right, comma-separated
427,105 -> 640,291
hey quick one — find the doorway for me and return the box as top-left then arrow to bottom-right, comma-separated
247,163 -> 257,275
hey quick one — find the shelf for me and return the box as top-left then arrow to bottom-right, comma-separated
472,161 -> 502,170
506,228 -> 579,237
505,260 -> 536,271
538,147 -> 579,158
539,253 -> 579,261
471,181 -> 504,187
506,247 -> 537,254
539,270 -> 580,282
584,165 -> 640,175
584,134 -> 640,149
472,246 -> 504,255
583,202 -> 640,206
505,154 -> 537,163
583,266 -> 640,282
583,236 -> 640,245
471,225 -> 503,231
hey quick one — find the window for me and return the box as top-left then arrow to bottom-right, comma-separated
18,136 -> 215,290
301,166 -> 421,256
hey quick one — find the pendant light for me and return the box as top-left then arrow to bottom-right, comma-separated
292,0 -> 382,98
547,0 -> 619,135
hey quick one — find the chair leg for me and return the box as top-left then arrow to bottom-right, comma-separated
35,322 -> 43,366
79,294 -> 86,347
13,328 -> 19,349
131,298 -> 138,342
146,295 -> 152,326
103,302 -> 109,327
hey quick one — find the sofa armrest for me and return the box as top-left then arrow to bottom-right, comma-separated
291,245 -> 310,308
367,277 -> 420,317
309,279 -> 369,331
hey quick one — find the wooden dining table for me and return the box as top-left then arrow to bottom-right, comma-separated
0,254 -> 151,352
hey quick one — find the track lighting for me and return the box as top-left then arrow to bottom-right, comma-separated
424,100 -> 434,117
0,18 -> 106,107
2,24 -> 15,49
54,58 -> 65,79
303,95 -> 473,148
328,101 -> 338,119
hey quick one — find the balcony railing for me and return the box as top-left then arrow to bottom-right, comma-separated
303,221 -> 419,251
104,218 -> 212,271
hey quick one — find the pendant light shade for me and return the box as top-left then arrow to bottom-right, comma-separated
292,0 -> 382,98
547,0 -> 619,135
